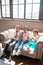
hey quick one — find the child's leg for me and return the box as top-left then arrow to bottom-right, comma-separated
12,40 -> 22,55
0,38 -> 15,59
25,41 -> 32,49
16,40 -> 24,55
32,42 -> 36,52
16,40 -> 29,54
4,38 -> 15,45
11,40 -> 18,51
29,47 -> 34,54
23,45 -> 28,51
29,42 -> 36,54
13,40 -> 22,50
18,40 -> 25,50
23,41 -> 32,51
4,38 -> 15,51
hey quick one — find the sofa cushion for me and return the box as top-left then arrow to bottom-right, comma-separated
21,49 -> 36,59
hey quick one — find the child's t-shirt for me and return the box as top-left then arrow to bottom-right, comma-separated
14,29 -> 23,40
23,31 -> 29,41
31,35 -> 39,42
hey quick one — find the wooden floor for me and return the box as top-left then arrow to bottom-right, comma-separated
10,55 -> 43,65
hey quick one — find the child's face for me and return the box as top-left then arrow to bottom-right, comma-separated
16,27 -> 20,32
24,28 -> 28,33
33,32 -> 38,37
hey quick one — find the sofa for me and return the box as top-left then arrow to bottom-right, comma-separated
0,29 -> 43,60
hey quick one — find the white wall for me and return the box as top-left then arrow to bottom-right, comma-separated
0,19 -> 43,32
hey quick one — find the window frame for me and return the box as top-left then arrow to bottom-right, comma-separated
1,0 -> 10,17
0,0 -> 41,20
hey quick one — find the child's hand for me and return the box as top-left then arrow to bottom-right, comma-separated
27,36 -> 30,41
23,45 -> 28,51
21,32 -> 24,38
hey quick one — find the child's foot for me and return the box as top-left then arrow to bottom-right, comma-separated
23,45 -> 28,51
12,50 -> 16,56
18,62 -> 24,65
4,58 -> 10,64
29,47 -> 34,54
29,51 -> 34,54
16,49 -> 21,56
8,56 -> 12,62
10,60 -> 17,65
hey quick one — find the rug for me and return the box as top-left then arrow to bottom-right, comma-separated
0,58 -> 17,65
0,58 -> 25,65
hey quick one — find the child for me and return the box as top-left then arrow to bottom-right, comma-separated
12,25 -> 30,55
14,25 -> 23,40
0,25 -> 22,59
23,29 -> 39,54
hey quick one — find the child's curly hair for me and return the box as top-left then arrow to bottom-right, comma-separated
33,29 -> 39,34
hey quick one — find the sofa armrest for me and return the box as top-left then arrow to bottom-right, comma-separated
36,41 -> 43,59
0,29 -> 15,43
36,36 -> 43,59
0,30 -> 10,42
0,34 -> 5,43
41,48 -> 43,59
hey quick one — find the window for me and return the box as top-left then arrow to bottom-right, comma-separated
13,0 -> 40,19
26,4 -> 32,19
13,5 -> 18,18
0,6 -> 1,17
19,5 -> 24,18
32,4 -> 40,19
0,0 -> 40,19
26,0 -> 40,19
13,0 -> 24,18
2,0 -> 10,17
0,0 -> 1,17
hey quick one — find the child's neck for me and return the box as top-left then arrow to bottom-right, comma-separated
24,31 -> 28,33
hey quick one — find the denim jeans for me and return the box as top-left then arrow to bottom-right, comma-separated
26,40 -> 36,51
4,38 -> 15,52
13,39 -> 23,50
14,40 -> 28,50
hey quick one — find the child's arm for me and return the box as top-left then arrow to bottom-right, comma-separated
27,36 -> 30,41
19,31 -> 24,39
15,31 -> 18,38
27,33 -> 31,41
21,32 -> 24,38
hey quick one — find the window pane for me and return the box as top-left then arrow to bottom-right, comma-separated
19,0 -> 24,4
13,0 -> 18,4
2,6 -> 5,17
0,7 -> 1,17
33,0 -> 40,3
26,4 -> 32,19
26,0 -> 32,3
6,5 -> 10,17
0,9 -> 1,17
13,5 -> 18,18
6,0 -> 9,5
19,5 -> 24,18
2,0 -> 5,5
32,4 -> 40,19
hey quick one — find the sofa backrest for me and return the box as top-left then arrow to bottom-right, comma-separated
0,28 -> 43,43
